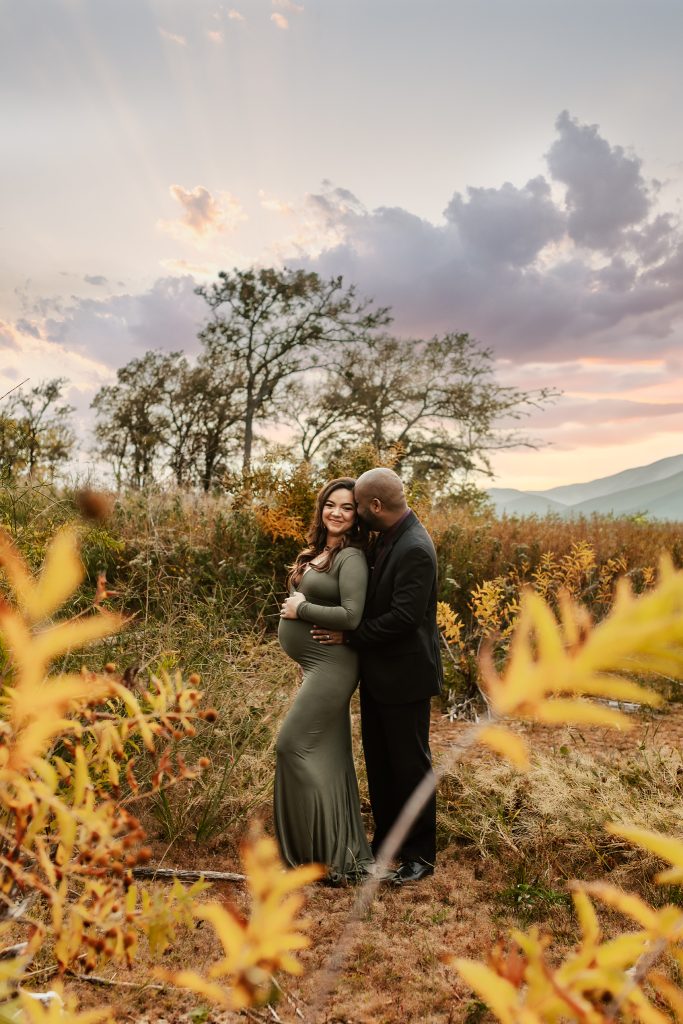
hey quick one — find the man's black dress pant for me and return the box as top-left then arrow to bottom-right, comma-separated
359,685 -> 436,865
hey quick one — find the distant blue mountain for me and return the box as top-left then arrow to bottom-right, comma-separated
488,454 -> 683,521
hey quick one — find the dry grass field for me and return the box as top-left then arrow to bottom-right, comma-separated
4,482 -> 683,1023
64,702 -> 683,1024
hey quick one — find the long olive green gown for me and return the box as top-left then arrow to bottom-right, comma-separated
275,546 -> 373,878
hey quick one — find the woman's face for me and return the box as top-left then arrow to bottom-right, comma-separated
321,487 -> 356,541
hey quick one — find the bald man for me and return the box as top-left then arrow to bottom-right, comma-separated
311,468 -> 442,884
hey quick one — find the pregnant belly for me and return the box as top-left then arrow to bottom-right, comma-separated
278,618 -> 316,664
278,619 -> 356,676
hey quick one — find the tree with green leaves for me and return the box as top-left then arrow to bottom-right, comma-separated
0,379 -> 74,480
293,333 -> 555,484
91,348 -> 244,491
195,267 -> 389,474
92,354 -> 167,489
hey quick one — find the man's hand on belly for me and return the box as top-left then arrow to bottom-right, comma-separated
310,627 -> 345,645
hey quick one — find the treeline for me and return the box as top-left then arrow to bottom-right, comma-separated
3,267 -> 552,490
0,379 -> 74,482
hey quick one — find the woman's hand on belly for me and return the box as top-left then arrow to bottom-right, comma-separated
281,592 -> 305,619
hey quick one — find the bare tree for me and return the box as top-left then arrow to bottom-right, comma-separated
293,334 -> 555,483
196,267 -> 389,474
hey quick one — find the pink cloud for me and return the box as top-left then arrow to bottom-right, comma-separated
158,185 -> 246,242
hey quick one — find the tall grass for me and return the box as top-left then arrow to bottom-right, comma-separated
438,742 -> 683,895
4,477 -> 683,851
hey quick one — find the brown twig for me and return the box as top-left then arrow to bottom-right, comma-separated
131,865 -> 245,883
0,379 -> 29,403
66,970 -> 165,992
0,942 -> 28,960
270,976 -> 305,1020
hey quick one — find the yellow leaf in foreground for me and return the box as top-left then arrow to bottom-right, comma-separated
30,614 -> 124,677
580,883 -> 659,930
477,725 -> 530,770
7,674 -> 111,768
0,526 -> 84,625
594,932 -> 649,970
532,699 -> 632,730
650,973 -> 683,1022
18,986 -> 111,1023
449,959 -> 519,1024
572,889 -> 601,947
166,837 -> 321,1010
154,969 -> 231,1008
608,824 -> 683,884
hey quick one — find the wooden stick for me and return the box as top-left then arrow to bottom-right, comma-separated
0,942 -> 28,960
132,865 -> 245,883
270,976 -> 305,1020
66,971 -> 165,992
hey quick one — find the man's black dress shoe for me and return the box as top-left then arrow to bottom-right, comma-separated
392,860 -> 434,885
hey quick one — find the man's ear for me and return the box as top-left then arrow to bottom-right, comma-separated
371,498 -> 382,512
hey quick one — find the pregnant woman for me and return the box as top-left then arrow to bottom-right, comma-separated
275,477 -> 373,883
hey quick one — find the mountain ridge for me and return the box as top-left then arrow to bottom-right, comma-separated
488,454 -> 683,521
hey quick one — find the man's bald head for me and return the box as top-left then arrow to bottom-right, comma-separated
354,468 -> 408,530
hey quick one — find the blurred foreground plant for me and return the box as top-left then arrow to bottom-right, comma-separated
0,524 -> 319,1021
447,557 -> 683,1024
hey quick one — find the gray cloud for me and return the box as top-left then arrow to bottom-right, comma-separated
299,113 -> 683,363
13,110 -> 683,467
444,176 -> 565,267
41,275 -> 206,367
84,274 -> 108,286
547,110 -> 652,250
15,318 -> 42,338
524,396 -> 683,430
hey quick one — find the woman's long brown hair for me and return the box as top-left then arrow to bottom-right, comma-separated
286,478 -> 369,589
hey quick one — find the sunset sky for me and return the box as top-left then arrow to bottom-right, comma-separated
3,0 -> 683,490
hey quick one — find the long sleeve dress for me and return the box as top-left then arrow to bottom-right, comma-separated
275,546 -> 373,879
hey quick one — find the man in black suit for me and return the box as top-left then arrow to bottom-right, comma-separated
311,467 -> 442,884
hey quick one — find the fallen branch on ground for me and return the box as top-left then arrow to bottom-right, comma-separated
132,865 -> 245,883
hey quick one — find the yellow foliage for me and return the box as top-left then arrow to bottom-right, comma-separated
157,835 -> 322,1009
0,523 -> 320,1021
452,557 -> 683,1024
437,601 -> 463,646
0,527 -> 83,626
476,725 -> 530,770
254,506 -> 306,543
16,987 -> 112,1023
472,558 -> 683,766
607,825 -> 683,885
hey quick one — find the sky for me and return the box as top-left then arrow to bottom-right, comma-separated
2,0 -> 683,490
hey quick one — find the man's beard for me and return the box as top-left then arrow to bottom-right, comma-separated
358,509 -> 383,530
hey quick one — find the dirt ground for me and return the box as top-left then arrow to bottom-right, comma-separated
433,703 -> 683,757
65,704 -> 683,1024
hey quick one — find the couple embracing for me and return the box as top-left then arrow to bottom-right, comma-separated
275,468 -> 442,886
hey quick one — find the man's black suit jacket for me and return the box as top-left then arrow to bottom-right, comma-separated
347,511 -> 443,704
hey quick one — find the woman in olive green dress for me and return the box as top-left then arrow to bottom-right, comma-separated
276,477 -> 373,882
